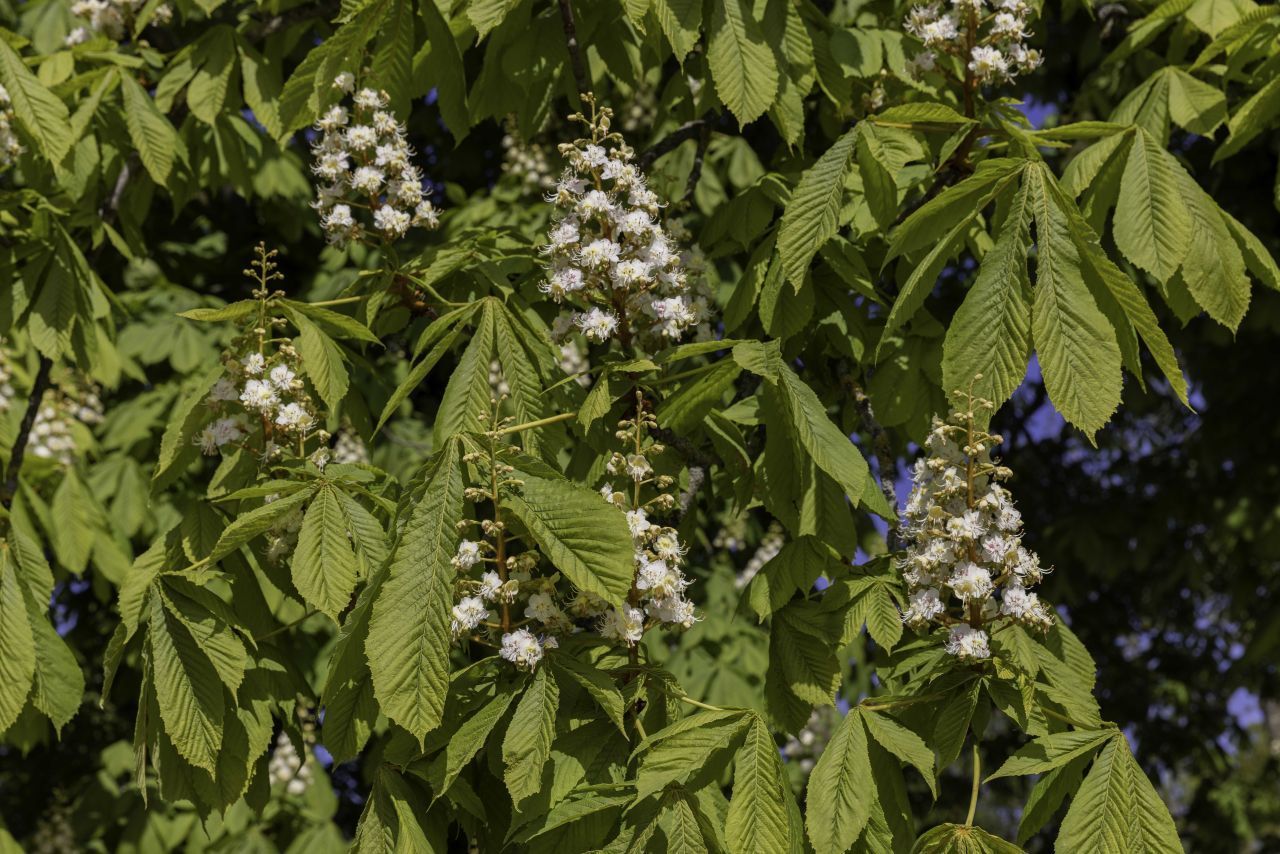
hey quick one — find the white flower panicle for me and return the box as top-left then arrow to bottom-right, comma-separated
897,384 -> 1053,661
267,733 -> 314,796
735,522 -> 786,589
500,117 -> 557,194
538,98 -> 709,351
903,0 -> 1042,84
0,85 -> 22,167
310,75 -> 439,247
195,247 -> 327,466
67,0 -> 172,45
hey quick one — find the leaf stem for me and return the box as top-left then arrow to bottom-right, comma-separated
965,742 -> 981,826
1,355 -> 53,509
675,694 -> 728,713
492,411 -> 576,436
308,296 -> 366,307
255,609 -> 319,641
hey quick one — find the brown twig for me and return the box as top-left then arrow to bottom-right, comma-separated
638,115 -> 729,169
840,372 -> 901,546
556,0 -> 590,102
682,122 -> 712,205
1,356 -> 53,509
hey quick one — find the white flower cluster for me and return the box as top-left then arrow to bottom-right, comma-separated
28,396 -> 80,466
904,0 -> 1042,83
734,522 -> 786,590
310,74 -> 439,247
898,399 -> 1053,662
331,430 -> 370,465
539,101 -> 707,350
597,402 -> 699,642
66,0 -> 172,45
0,85 -> 22,167
194,248 -> 326,464
781,706 -> 840,776
500,121 -> 557,195
267,733 -> 313,796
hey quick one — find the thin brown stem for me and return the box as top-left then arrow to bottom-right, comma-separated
1,356 -> 53,509
556,0 -> 590,101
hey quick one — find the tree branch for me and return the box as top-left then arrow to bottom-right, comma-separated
840,371 -> 901,547
556,0 -> 590,102
638,115 -> 729,169
682,121 -> 712,204
1,356 -> 53,509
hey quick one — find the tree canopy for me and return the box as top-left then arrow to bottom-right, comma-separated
0,0 -> 1278,851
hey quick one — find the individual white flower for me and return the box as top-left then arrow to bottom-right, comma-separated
598,605 -> 645,644
946,509 -> 986,540
269,364 -> 296,390
317,105 -> 349,131
612,258 -> 652,289
969,46 -> 1009,81
64,26 -> 91,46
578,189 -> 614,218
350,165 -> 384,194
275,402 -> 313,431
353,88 -> 385,110
344,125 -> 378,150
332,72 -> 355,93
945,623 -> 990,660
240,379 -> 278,411
500,629 -> 546,669
451,596 -> 491,637
453,539 -> 483,570
626,509 -> 650,539
948,561 -> 993,602
325,204 -> 356,232
211,416 -> 244,446
646,595 -> 697,628
624,453 -> 651,481
651,531 -> 685,563
903,588 -> 946,626
373,206 -> 411,237
991,11 -> 1025,38
208,377 -> 239,402
524,592 -> 562,623
575,307 -> 619,342
478,571 -> 503,601
578,238 -> 622,269
242,352 -> 266,375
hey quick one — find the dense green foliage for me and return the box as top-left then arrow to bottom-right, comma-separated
0,0 -> 1278,851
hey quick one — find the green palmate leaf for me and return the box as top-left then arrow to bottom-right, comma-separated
652,0 -> 703,62
366,439 -> 465,744
861,709 -> 937,797
147,597 -> 224,772
282,300 -> 380,344
504,472 -> 634,607
503,665 -> 560,805
119,72 -> 185,186
1113,128 -> 1190,283
655,358 -> 742,434
707,0 -> 779,126
1048,178 -> 1189,406
1173,167 -> 1250,331
1056,735 -> 1181,854
293,484 -> 359,622
511,784 -> 635,843
987,729 -> 1113,780
1017,753 -> 1090,844
1213,75 -> 1280,163
726,715 -> 795,854
433,302 -> 495,443
467,0 -> 521,39
336,490 -> 388,568
856,122 -> 900,230
1222,210 -> 1280,292
1026,165 -> 1122,440
913,823 -> 1024,853
778,128 -> 857,289
418,0 -> 469,139
0,552 -> 36,734
187,25 -> 238,124
320,565 -> 380,764
157,578 -> 247,694
551,654 -> 626,734
886,158 -> 1025,262
0,37 -> 71,162
882,162 -> 1026,344
635,710 -> 752,801
206,485 -> 316,565
806,708 -> 874,854
25,601 -> 84,733
425,683 -> 516,796
377,311 -> 467,432
942,179 -> 1033,412
294,313 -> 350,412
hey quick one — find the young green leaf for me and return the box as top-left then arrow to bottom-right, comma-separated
293,484 -> 360,622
